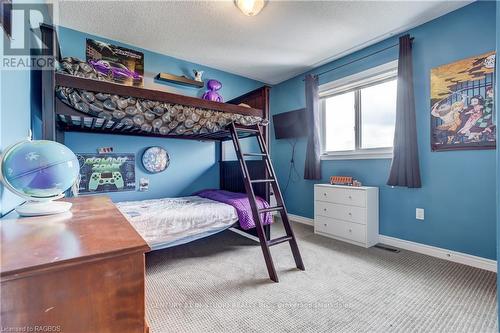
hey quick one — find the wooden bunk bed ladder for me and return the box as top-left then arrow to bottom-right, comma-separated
228,122 -> 305,282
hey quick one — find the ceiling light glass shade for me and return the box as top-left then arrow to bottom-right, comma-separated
235,0 -> 266,16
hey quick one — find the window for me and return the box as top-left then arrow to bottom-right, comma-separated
319,61 -> 398,160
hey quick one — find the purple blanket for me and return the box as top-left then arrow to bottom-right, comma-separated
196,189 -> 273,230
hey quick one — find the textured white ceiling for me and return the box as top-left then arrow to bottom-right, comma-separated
56,0 -> 472,84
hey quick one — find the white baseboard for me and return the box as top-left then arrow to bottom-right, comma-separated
288,214 -> 314,226
287,214 -> 497,272
378,235 -> 497,273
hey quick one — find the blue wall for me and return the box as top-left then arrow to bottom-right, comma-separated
0,0 -> 49,216
270,1 -> 497,259
495,0 -> 499,324
0,34 -> 31,216
64,133 -> 219,201
57,27 -> 264,202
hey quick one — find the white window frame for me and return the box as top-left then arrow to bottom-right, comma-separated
319,60 -> 398,160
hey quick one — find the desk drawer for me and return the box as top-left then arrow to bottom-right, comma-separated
315,201 -> 366,225
315,187 -> 366,207
315,216 -> 366,244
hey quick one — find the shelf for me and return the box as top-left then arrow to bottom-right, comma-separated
55,73 -> 263,117
156,72 -> 204,88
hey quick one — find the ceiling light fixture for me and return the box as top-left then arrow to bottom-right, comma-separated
234,0 -> 266,17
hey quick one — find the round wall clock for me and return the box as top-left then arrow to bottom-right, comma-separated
142,146 -> 170,173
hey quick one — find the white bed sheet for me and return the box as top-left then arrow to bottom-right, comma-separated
116,196 -> 238,250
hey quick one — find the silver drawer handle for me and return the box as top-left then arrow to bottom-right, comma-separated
323,208 -> 327,212
324,223 -> 327,227
349,228 -> 352,232
348,212 -> 352,216
348,195 -> 352,199
323,193 -> 327,196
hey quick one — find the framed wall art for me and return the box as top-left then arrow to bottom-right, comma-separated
142,146 -> 170,173
77,153 -> 136,194
86,38 -> 144,87
430,51 -> 496,151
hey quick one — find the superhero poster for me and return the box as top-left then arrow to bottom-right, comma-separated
77,153 -> 136,194
430,51 -> 496,151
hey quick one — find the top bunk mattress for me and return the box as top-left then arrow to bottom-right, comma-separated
55,58 -> 266,137
116,196 -> 238,250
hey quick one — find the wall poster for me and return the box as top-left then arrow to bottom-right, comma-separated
77,153 -> 136,194
430,51 -> 495,151
86,38 -> 144,87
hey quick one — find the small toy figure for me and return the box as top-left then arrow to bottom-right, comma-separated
352,179 -> 362,187
202,79 -> 223,103
193,69 -> 204,82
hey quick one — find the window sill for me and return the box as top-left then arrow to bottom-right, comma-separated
321,150 -> 393,161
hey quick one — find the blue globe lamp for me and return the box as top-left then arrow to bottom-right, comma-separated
0,139 -> 80,216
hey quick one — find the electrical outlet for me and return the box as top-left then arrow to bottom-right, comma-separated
416,208 -> 425,220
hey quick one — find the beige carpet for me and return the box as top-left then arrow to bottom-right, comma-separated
145,222 -> 497,333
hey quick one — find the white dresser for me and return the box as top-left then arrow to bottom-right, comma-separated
314,184 -> 379,248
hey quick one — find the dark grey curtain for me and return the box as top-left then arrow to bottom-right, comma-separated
304,74 -> 321,180
387,35 -> 421,188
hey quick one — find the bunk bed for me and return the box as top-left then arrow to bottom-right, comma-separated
39,25 -> 304,282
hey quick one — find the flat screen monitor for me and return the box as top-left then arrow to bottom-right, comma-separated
273,109 -> 308,139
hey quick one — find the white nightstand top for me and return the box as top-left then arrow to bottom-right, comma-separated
315,184 -> 378,190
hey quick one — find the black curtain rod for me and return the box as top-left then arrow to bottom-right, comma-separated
303,36 -> 414,81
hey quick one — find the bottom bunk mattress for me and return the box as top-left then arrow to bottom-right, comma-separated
116,196 -> 238,250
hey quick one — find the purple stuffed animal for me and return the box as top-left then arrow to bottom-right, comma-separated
202,79 -> 223,103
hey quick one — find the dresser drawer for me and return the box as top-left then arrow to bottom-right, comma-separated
315,186 -> 366,207
315,216 -> 366,244
315,201 -> 367,225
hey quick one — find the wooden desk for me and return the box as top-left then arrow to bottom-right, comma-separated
1,196 -> 150,333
